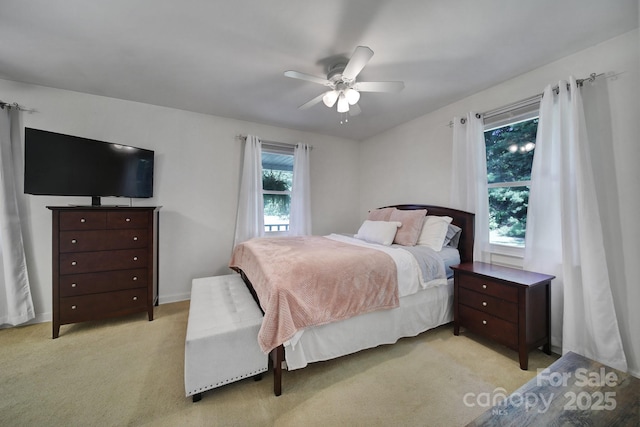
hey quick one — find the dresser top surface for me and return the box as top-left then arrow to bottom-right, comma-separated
48,206 -> 161,211
451,261 -> 555,287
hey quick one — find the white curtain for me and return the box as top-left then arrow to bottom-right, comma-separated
524,77 -> 627,371
450,112 -> 490,262
289,143 -> 311,236
233,135 -> 264,247
0,107 -> 34,326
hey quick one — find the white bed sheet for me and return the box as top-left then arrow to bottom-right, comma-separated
284,278 -> 454,370
325,233 -> 425,297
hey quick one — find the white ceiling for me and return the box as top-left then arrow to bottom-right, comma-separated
0,0 -> 637,141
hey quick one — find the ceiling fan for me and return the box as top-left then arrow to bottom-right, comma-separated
284,46 -> 404,116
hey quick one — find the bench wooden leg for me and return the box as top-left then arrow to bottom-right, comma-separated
192,393 -> 202,403
271,345 -> 284,396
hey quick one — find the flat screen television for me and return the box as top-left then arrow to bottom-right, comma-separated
24,128 -> 154,206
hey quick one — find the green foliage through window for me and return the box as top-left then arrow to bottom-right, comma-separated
484,118 -> 538,247
262,169 -> 292,219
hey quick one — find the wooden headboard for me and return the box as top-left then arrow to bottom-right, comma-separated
383,204 -> 475,263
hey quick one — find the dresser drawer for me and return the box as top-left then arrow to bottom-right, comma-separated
458,274 -> 518,303
459,288 -> 518,322
107,211 -> 149,229
59,229 -> 148,253
59,248 -> 147,275
459,305 -> 518,348
59,211 -> 107,231
59,288 -> 148,324
60,269 -> 147,297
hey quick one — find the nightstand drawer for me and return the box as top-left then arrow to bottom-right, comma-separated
458,274 -> 518,303
459,305 -> 517,348
458,288 -> 518,322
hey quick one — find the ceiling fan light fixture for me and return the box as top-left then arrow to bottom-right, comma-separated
322,90 -> 339,108
344,88 -> 360,105
337,93 -> 349,113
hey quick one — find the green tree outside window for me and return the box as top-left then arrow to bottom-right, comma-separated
484,118 -> 537,246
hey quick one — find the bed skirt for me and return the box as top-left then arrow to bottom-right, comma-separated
284,280 -> 454,370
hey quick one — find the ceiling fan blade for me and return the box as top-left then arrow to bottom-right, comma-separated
348,103 -> 361,116
298,92 -> 325,110
342,46 -> 374,81
355,81 -> 405,93
284,70 -> 331,86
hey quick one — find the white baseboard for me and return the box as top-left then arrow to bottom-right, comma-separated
158,292 -> 191,304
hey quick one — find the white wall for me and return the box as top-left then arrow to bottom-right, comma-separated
0,78 -> 361,315
359,29 -> 640,376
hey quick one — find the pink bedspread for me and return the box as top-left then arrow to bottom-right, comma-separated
229,236 -> 399,353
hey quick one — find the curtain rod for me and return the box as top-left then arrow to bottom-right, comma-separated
236,134 -> 312,150
448,72 -> 604,127
0,100 -> 35,112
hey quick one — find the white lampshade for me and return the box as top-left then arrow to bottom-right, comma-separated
337,93 -> 349,113
322,90 -> 339,108
344,88 -> 360,105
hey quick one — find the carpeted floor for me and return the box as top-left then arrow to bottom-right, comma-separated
0,301 -> 557,426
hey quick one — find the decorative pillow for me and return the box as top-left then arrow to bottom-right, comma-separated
417,215 -> 453,250
389,209 -> 427,246
354,220 -> 402,246
367,207 -> 396,221
443,223 -> 463,248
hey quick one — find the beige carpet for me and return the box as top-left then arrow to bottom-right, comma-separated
0,301 -> 557,427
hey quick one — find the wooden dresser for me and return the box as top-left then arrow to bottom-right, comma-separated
452,262 -> 554,369
49,206 -> 160,338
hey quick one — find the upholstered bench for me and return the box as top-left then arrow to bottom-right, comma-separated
184,274 -> 267,402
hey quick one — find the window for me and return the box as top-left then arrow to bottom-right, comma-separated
262,148 -> 293,233
484,113 -> 538,248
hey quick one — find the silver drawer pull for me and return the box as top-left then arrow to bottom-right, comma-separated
482,301 -> 488,307
71,305 -> 77,310
133,256 -> 138,261
126,218 -> 131,222
482,320 -> 487,325
133,236 -> 138,241
71,261 -> 77,266
132,276 -> 138,281
132,296 -> 138,301
482,284 -> 487,289
71,283 -> 77,288
80,218 -> 86,223
71,239 -> 77,244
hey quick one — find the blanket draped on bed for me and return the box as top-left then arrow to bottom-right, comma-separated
229,236 -> 399,353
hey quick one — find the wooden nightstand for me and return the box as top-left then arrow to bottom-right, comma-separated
452,262 -> 554,370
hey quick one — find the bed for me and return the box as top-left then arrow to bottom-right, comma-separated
229,204 -> 474,395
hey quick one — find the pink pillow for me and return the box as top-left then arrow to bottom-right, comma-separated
389,209 -> 427,246
367,207 -> 396,221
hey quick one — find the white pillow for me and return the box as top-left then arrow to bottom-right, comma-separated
355,220 -> 402,246
417,216 -> 453,250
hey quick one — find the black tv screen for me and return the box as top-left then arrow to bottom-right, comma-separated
24,128 -> 154,206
